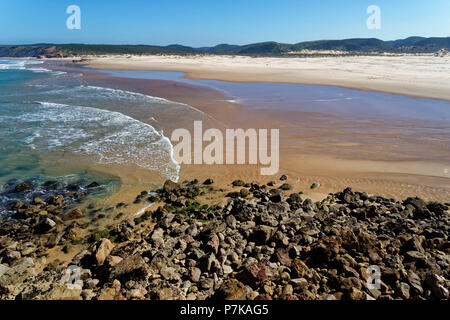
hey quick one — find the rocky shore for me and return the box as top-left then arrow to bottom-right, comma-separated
0,177 -> 448,300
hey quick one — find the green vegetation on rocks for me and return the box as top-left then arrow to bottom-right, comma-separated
0,179 -> 448,301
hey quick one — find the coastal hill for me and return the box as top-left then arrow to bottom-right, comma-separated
1,36 -> 449,58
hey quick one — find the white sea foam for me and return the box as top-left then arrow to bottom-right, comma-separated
312,96 -> 360,102
0,60 -> 66,75
20,101 -> 180,182
85,86 -> 176,104
41,85 -> 185,108
0,60 -> 42,69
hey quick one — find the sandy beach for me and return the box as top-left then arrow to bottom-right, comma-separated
45,61 -> 449,204
84,54 -> 450,101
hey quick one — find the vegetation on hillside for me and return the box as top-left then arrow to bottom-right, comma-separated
1,36 -> 449,57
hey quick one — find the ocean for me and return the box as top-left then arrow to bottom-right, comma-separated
0,59 -> 180,219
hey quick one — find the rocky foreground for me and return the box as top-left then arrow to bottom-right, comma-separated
0,177 -> 449,300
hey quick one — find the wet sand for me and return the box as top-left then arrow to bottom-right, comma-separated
48,63 -> 450,203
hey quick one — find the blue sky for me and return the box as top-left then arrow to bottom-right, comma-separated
1,0 -> 449,46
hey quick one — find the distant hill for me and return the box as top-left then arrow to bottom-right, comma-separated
290,38 -> 392,52
387,36 -> 450,53
198,44 -> 241,54
1,37 -> 449,57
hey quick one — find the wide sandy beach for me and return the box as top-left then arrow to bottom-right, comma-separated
47,55 -> 450,204
84,54 -> 450,101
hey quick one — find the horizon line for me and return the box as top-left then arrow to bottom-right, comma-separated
2,35 -> 449,48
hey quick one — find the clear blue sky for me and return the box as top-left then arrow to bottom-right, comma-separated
1,0 -> 449,46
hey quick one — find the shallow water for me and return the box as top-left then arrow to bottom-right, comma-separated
102,69 -> 450,124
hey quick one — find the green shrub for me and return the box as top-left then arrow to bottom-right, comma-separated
91,229 -> 110,242
134,211 -> 152,224
232,180 -> 245,187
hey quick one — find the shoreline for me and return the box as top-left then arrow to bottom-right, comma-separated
80,54 -> 450,102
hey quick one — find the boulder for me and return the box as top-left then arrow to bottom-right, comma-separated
163,180 -> 180,194
62,208 -> 84,221
189,267 -> 201,283
46,195 -> 64,206
214,279 -> 247,300
0,258 -> 36,299
109,254 -> 149,282
205,233 -> 219,254
203,179 -> 214,185
86,182 -> 100,189
14,182 -> 31,193
35,217 -> 56,234
46,285 -> 83,300
237,262 -> 267,288
253,225 -> 275,244
95,239 -> 114,266
0,264 -> 11,277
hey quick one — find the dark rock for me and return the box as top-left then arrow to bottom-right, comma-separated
163,180 -> 180,194
268,189 -> 283,203
407,270 -> 424,295
310,183 -> 320,190
237,262 -> 267,288
426,202 -> 448,216
62,208 -> 84,221
86,182 -> 100,189
253,225 -> 275,245
109,254 -> 149,282
45,195 -> 64,206
276,248 -> 292,267
43,180 -> 56,187
214,279 -> 247,300
291,258 -> 309,278
205,233 -> 220,254
226,192 -> 240,199
14,182 -> 31,193
279,183 -> 292,191
34,217 -> 56,234
425,273 -> 449,299
404,251 -> 427,264
232,180 -> 245,187
401,236 -> 424,254
203,179 -> 214,185
239,189 -> 250,198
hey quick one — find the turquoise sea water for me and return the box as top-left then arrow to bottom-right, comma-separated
0,60 -> 180,219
